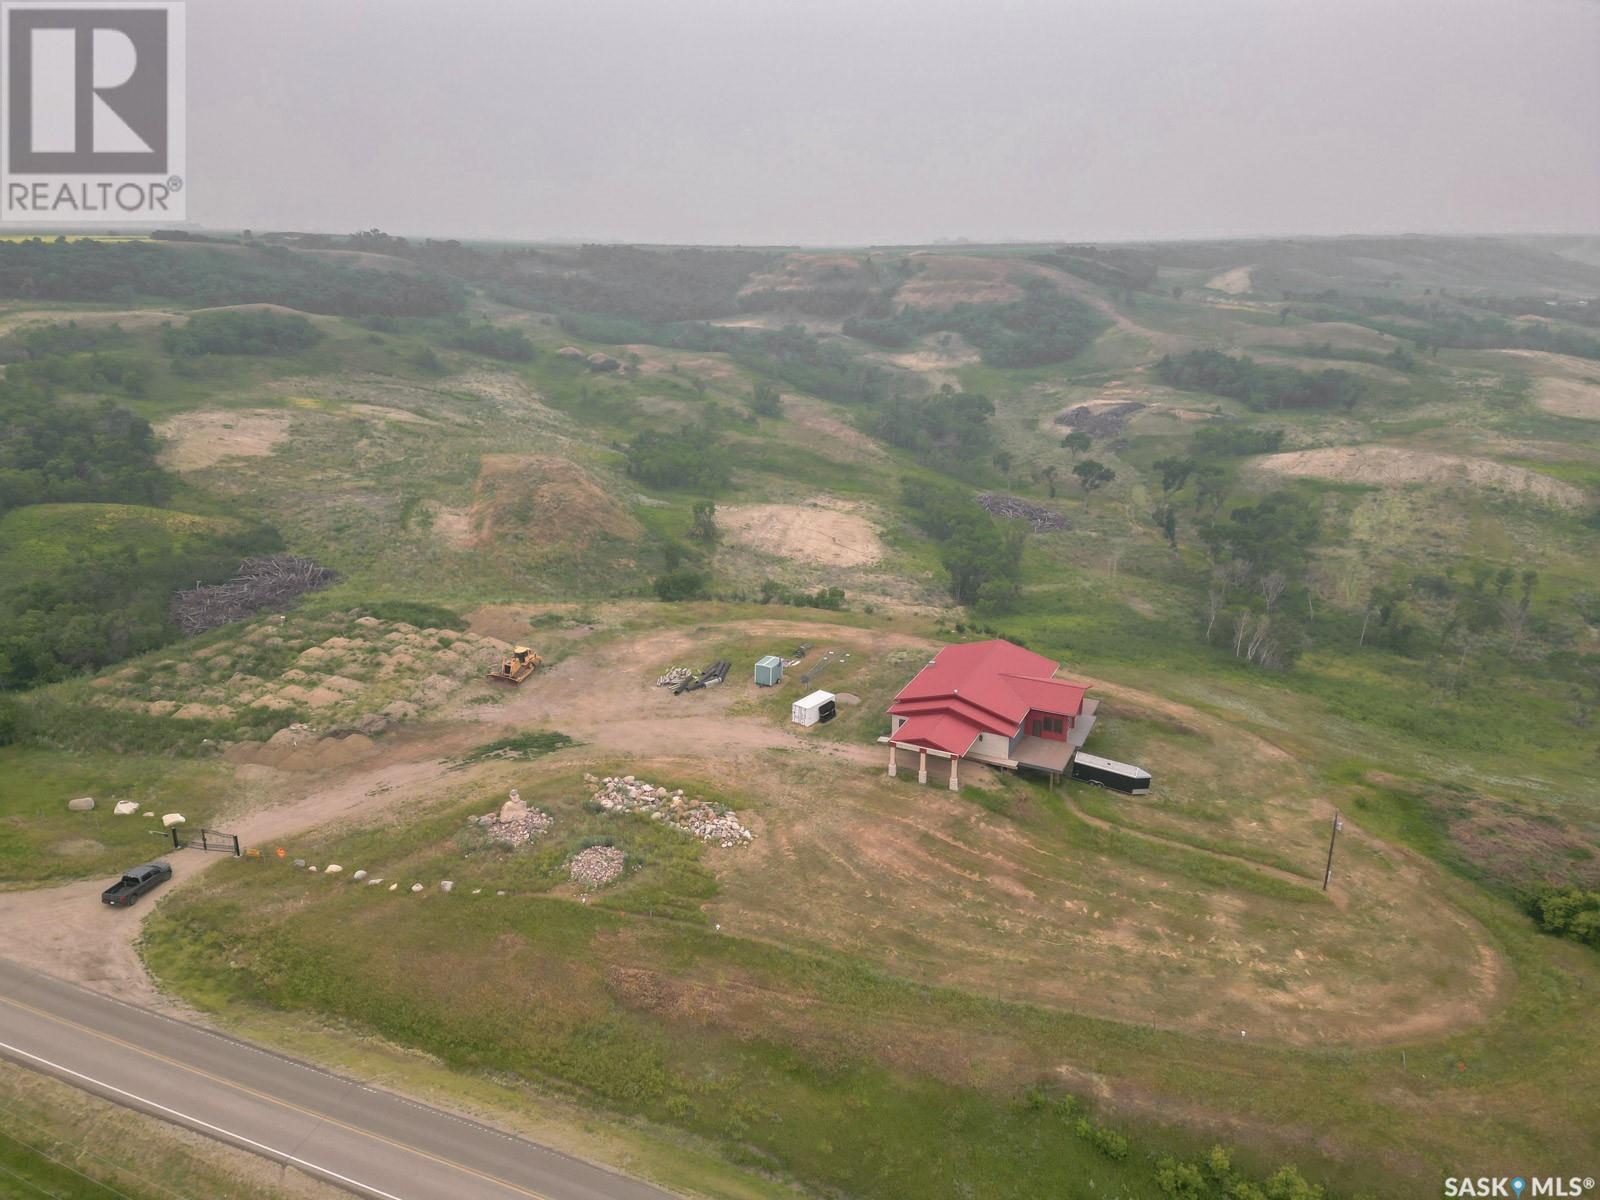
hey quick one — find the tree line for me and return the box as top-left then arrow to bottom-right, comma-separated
0,239 -> 460,318
843,279 -> 1109,368
1156,349 -> 1370,412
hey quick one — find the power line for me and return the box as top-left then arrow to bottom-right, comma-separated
1,1099 -> 196,1200
0,1104 -> 189,1200
0,1125 -> 132,1200
0,1157 -> 68,1200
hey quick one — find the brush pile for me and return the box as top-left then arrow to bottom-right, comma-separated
975,493 -> 1070,532
171,555 -> 337,635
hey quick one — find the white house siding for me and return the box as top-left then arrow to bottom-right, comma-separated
969,729 -> 1019,763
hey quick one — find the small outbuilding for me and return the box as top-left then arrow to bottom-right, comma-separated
792,690 -> 837,727
755,655 -> 784,686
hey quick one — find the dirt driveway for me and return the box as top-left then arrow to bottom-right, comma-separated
0,618 -> 903,1009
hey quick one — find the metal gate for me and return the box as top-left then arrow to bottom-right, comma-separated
171,827 -> 241,856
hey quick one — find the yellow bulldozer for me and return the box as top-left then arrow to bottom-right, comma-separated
486,645 -> 542,685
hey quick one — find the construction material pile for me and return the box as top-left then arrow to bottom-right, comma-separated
584,774 -> 754,848
171,556 -> 337,636
673,660 -> 730,695
976,493 -> 1070,533
567,845 -> 626,889
657,666 -> 692,687
470,790 -> 553,848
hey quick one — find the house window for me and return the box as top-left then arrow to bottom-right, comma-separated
1043,716 -> 1064,735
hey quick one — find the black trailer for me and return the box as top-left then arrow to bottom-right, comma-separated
1071,751 -> 1151,795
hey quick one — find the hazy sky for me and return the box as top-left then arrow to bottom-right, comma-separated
191,0 -> 1600,244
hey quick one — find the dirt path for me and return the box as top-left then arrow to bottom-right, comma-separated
0,615 -> 1506,1050
0,618 -> 898,1007
0,742 -> 465,1010
1057,790 -> 1343,904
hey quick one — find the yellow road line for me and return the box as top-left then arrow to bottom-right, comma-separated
0,992 -> 554,1200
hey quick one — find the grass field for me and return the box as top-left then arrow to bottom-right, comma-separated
0,1061 -> 342,1200
6,234 -> 1600,1199
0,502 -> 242,589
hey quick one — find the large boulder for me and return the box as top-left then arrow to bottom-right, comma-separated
67,796 -> 95,812
161,812 -> 186,828
113,800 -> 139,816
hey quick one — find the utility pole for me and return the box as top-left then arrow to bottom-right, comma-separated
1322,810 -> 1345,891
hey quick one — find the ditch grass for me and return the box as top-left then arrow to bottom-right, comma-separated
0,1060 -> 340,1200
0,747 -> 226,886
143,759 -> 1600,1200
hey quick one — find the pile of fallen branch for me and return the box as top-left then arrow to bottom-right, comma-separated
976,493 -> 1070,533
1055,401 -> 1145,438
171,555 -> 337,635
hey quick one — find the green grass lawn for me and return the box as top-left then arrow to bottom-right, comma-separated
0,747 -> 226,886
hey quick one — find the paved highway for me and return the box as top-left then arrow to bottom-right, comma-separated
0,960 -> 676,1200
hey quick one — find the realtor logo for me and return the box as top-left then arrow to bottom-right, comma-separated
1,2 -> 185,220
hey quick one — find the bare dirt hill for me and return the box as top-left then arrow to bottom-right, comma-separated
1495,349 -> 1600,420
437,454 -> 641,552
1255,446 -> 1587,509
718,498 -> 884,567
156,410 -> 292,471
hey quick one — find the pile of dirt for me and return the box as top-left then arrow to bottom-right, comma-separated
468,790 -> 553,848
1255,446 -> 1586,509
155,409 -> 291,471
224,725 -> 376,771
440,454 -> 640,551
718,498 -> 883,567
568,845 -> 626,889
585,774 -> 753,848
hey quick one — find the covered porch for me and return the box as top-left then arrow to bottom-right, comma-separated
881,739 -> 966,790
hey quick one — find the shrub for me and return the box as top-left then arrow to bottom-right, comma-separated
625,429 -> 731,493
450,323 -> 536,362
653,569 -> 710,602
1072,1117 -> 1129,1160
1523,885 -> 1600,948
163,309 -> 323,357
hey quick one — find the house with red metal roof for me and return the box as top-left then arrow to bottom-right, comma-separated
880,639 -> 1097,789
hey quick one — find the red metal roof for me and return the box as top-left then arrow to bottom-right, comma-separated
889,640 -> 1087,741
889,713 -> 982,756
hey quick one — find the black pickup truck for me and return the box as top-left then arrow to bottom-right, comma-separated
101,861 -> 173,906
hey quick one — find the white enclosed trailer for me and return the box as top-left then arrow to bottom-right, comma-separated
791,690 -> 837,727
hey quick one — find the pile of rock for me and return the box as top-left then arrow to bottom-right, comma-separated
656,666 -> 692,687
568,845 -> 625,889
584,774 -> 754,848
470,789 -> 553,848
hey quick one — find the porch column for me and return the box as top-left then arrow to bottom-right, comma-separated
887,743 -> 897,777
917,749 -> 928,785
949,755 -> 960,791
